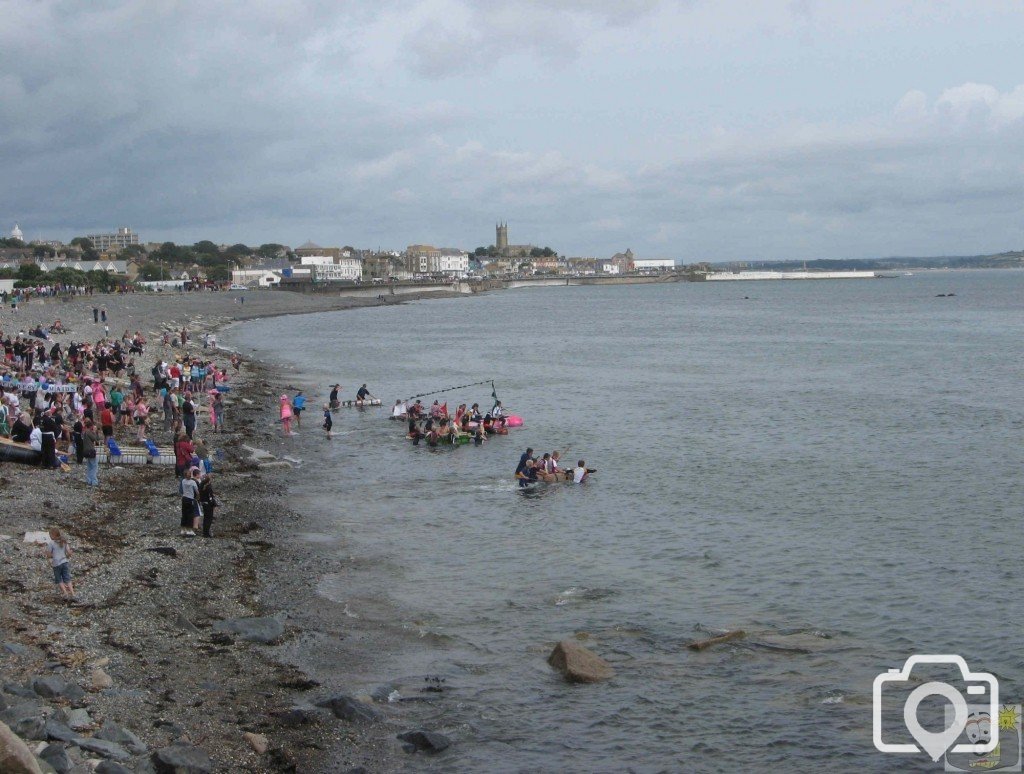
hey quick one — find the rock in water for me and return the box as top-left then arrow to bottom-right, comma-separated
397,730 -> 451,753
547,640 -> 614,683
211,617 -> 284,645
0,719 -> 43,773
314,695 -> 380,723
151,743 -> 213,773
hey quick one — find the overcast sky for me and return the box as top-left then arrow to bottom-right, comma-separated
2,1 -> 1023,260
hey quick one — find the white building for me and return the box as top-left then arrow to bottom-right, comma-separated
633,259 -> 675,271
405,247 -> 469,277
312,257 -> 362,282
10,223 -> 23,242
86,227 -> 139,252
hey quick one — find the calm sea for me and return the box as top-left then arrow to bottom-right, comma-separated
230,271 -> 1024,773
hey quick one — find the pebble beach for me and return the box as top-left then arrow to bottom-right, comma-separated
0,288 -> 458,773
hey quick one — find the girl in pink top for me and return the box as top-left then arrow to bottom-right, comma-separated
280,395 -> 293,435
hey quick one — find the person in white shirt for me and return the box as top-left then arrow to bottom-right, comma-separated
392,400 -> 407,419
572,459 -> 595,484
29,424 -> 43,451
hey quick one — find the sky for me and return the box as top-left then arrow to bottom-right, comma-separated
2,0 -> 1023,261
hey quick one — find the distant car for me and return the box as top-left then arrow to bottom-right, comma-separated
228,284 -> 247,290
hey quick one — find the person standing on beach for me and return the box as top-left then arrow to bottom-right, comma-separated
198,472 -> 217,537
179,467 -> 200,537
280,394 -> 294,435
292,390 -> 306,428
43,528 -> 74,599
212,391 -> 224,432
100,306 -> 107,323
82,418 -> 99,486
92,307 -> 99,324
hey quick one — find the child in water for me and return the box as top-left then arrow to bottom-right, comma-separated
322,404 -> 333,438
43,528 -> 74,600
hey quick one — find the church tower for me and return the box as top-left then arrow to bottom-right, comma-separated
496,221 -> 508,251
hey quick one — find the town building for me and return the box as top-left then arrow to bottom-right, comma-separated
494,222 -> 537,258
311,259 -> 362,282
404,245 -> 469,276
86,227 -> 140,252
633,259 -> 676,271
294,241 -> 341,261
10,223 -> 24,242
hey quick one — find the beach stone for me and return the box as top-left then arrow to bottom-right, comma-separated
64,709 -> 91,732
271,704 -> 326,727
153,721 -> 184,739
172,614 -> 199,634
151,742 -> 213,773
0,707 -> 46,741
4,683 -> 39,699
71,737 -> 130,761
243,732 -> 267,754
211,617 -> 283,645
397,730 -> 451,753
39,743 -> 72,773
90,669 -> 113,691
95,721 -> 147,755
315,695 -> 380,723
4,643 -> 30,657
31,678 -> 85,705
145,547 -> 177,558
43,719 -> 80,743
35,757 -> 59,774
90,658 -> 110,668
547,640 -> 614,683
0,719 -> 43,773
94,762 -> 134,774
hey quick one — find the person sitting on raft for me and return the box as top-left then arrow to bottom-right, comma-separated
572,460 -> 596,483
429,400 -> 445,419
392,400 -> 407,419
516,459 -> 539,487
469,403 -> 482,423
407,399 -> 423,419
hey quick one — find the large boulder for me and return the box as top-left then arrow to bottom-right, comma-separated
151,742 -> 213,773
547,640 -> 614,683
315,695 -> 380,723
211,617 -> 283,645
0,719 -> 43,773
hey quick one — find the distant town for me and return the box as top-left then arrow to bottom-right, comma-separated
0,221 -> 1020,294
0,222 -> 679,291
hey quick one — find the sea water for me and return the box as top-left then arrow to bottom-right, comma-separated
230,270 -> 1024,772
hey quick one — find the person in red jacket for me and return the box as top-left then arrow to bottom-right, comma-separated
174,432 -> 195,478
100,405 -> 116,440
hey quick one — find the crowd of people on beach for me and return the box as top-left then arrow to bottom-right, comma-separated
0,303 -> 242,565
